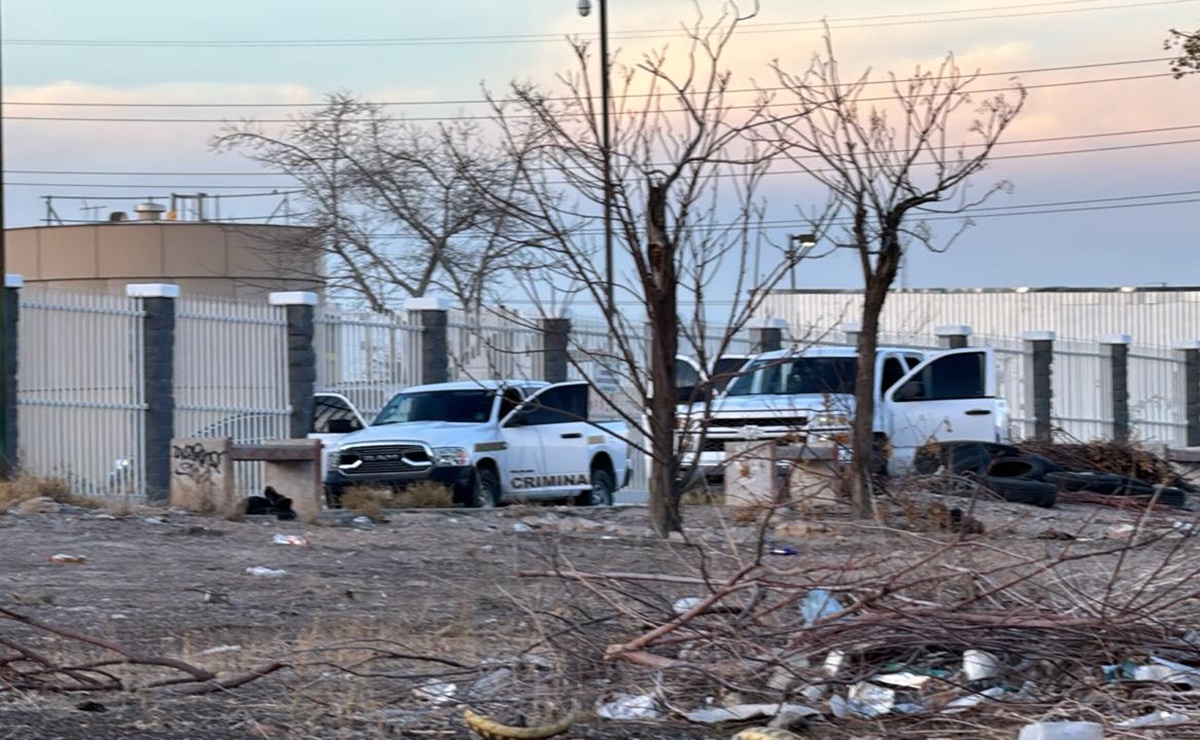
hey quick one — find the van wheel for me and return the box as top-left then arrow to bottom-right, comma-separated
579,468 -> 615,507
463,468 -> 500,509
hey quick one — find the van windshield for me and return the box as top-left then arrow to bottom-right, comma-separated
724,356 -> 857,396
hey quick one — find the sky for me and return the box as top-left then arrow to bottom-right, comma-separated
3,0 -> 1199,307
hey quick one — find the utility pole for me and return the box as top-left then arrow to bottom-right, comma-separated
0,1 -> 11,480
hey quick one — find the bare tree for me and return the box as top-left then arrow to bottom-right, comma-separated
212,93 -> 538,312
767,31 -> 1026,518
477,3 -> 802,535
1165,25 -> 1200,77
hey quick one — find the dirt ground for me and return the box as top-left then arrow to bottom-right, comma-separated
1,487 -> 1197,739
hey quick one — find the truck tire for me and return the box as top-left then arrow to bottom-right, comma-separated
579,468 -> 615,507
463,468 -> 500,509
325,485 -> 344,509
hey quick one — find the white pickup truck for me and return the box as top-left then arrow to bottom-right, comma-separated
323,379 -> 631,508
678,345 -> 1011,476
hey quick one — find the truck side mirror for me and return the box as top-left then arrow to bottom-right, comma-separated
505,409 -> 529,427
894,380 -> 925,402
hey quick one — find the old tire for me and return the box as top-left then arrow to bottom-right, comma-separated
979,475 -> 1058,507
579,468 -> 615,507
986,454 -> 1058,480
463,468 -> 500,509
1045,471 -> 1155,496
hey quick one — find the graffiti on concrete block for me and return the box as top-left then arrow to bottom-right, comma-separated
172,442 -> 226,486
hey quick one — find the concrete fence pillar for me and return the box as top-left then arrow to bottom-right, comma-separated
270,292 -> 318,439
935,324 -> 972,350
127,283 -> 180,503
2,275 -> 21,478
1176,341 -> 1200,447
1022,330 -> 1055,442
747,317 -> 785,354
540,316 -> 571,383
840,321 -> 862,348
405,297 -> 450,385
1099,334 -> 1132,443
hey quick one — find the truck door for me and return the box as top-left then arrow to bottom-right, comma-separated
307,393 -> 369,479
501,382 -> 591,496
881,348 -> 1004,471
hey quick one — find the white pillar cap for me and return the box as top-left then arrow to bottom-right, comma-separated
934,324 -> 972,337
125,283 -> 181,299
839,322 -> 862,333
1096,333 -> 1132,345
1021,330 -> 1056,342
5,274 -> 23,289
404,296 -> 451,311
268,291 -> 319,306
746,317 -> 787,330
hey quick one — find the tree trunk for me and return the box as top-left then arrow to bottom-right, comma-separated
849,239 -> 902,519
644,181 -> 682,536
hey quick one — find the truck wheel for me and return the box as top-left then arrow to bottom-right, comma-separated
325,485 -> 344,509
579,468 -> 615,507
465,468 -> 500,509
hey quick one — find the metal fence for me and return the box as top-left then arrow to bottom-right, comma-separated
174,296 -> 291,496
447,308 -> 539,383
16,287 -> 145,498
315,306 -> 422,419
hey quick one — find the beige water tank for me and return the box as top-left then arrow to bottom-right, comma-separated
5,221 -> 324,300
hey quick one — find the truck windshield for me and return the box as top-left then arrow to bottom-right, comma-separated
724,356 -> 858,396
373,389 -> 496,425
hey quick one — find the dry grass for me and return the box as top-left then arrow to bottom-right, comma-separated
0,474 -> 102,510
394,481 -> 453,508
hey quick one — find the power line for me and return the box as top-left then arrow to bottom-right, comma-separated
1,72 -> 1174,124
8,121 -> 1199,178
2,57 -> 1175,109
6,0 -> 1191,48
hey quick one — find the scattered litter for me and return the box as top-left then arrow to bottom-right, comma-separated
272,533 -> 310,547
1016,721 -> 1104,740
48,553 -> 87,564
822,650 -> 845,677
1149,656 -> 1200,688
672,596 -> 704,616
1108,523 -> 1137,539
595,693 -> 661,720
512,522 -> 533,533
844,682 -> 895,718
1117,709 -> 1193,728
801,589 -> 845,626
144,517 -> 168,525
962,649 -> 1000,681
941,686 -> 1005,713
197,645 -> 242,656
683,702 -> 820,725
351,516 -> 374,527
769,545 -> 797,556
732,729 -> 803,740
875,671 -> 933,689
412,680 -> 457,704
245,566 -> 287,577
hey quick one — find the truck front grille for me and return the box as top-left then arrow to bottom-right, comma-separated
337,444 -> 432,475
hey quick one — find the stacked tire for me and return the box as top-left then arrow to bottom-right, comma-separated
917,441 -> 1188,510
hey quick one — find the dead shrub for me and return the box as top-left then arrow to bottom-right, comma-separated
340,486 -> 393,521
393,481 -> 453,509
0,474 -> 101,509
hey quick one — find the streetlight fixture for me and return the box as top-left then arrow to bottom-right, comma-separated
787,233 -> 817,291
576,0 -> 615,330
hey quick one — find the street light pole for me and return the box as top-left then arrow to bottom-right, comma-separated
787,233 -> 817,292
577,0 -> 614,329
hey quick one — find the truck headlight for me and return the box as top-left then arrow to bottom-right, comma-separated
432,446 -> 471,466
809,412 -> 850,429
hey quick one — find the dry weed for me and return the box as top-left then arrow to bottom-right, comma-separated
0,474 -> 101,509
341,486 -> 393,521
394,481 -> 453,508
